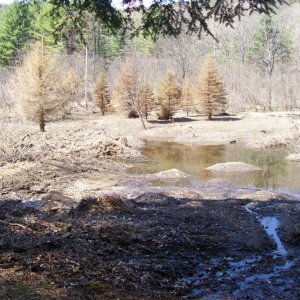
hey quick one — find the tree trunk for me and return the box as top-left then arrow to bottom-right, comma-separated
84,45 -> 88,108
39,113 -> 45,132
208,113 -> 212,120
137,110 -> 146,130
267,73 -> 273,111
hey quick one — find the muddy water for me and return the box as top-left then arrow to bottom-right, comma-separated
128,140 -> 300,196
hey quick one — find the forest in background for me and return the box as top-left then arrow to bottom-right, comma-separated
0,0 -> 300,123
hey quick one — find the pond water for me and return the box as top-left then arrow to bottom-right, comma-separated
128,140 -> 300,197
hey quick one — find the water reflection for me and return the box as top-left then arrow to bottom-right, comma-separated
128,141 -> 300,195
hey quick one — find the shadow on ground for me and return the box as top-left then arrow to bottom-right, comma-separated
0,194 -> 299,299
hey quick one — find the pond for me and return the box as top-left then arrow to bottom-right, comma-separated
128,140 -> 300,197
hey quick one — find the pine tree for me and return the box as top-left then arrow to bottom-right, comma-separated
30,2 -> 85,53
112,60 -> 139,118
181,79 -> 194,116
0,2 -> 31,66
140,81 -> 155,120
94,72 -> 111,115
30,2 -> 62,49
10,42 -> 77,132
247,16 -> 292,110
196,57 -> 227,120
112,60 -> 152,129
156,72 -> 181,120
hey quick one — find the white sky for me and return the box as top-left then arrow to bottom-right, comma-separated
0,0 -> 14,4
0,0 -> 153,7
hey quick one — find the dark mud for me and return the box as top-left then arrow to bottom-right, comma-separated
0,192 -> 299,299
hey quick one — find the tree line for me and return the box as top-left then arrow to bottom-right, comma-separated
11,42 -> 227,131
0,1 -> 299,115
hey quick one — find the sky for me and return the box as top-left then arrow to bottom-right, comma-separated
0,0 -> 153,7
0,0 -> 14,4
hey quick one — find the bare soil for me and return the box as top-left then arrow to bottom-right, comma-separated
0,110 -> 300,299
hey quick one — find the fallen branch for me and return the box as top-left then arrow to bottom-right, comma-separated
0,220 -> 35,232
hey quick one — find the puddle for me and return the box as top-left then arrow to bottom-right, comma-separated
128,141 -> 300,196
180,204 -> 295,298
245,204 -> 288,257
260,217 -> 287,257
240,260 -> 294,287
239,204 -> 294,289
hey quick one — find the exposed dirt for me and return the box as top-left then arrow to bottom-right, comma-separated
0,110 -> 300,299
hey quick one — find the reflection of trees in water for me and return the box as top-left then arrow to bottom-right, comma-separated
136,141 -> 288,191
222,145 -> 288,189
142,141 -> 226,175
253,148 -> 287,189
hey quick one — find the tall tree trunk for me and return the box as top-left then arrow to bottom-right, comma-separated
39,112 -> 45,132
84,45 -> 88,108
137,110 -> 146,130
267,73 -> 273,111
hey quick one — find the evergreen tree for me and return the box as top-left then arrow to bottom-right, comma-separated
196,57 -> 227,120
112,60 -> 148,129
0,1 -> 31,66
248,16 -> 292,76
95,26 -> 126,60
10,42 -> 77,132
30,2 -> 62,48
112,60 -> 139,118
31,2 -> 85,53
247,16 -> 292,109
156,72 -> 181,120
140,81 -> 155,120
49,0 -> 285,40
181,79 -> 194,116
94,72 -> 111,115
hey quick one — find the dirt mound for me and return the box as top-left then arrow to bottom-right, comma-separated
207,162 -> 261,172
146,168 -> 188,179
75,194 -> 127,214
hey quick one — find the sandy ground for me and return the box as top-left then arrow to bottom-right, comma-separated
60,110 -> 300,149
0,110 -> 300,299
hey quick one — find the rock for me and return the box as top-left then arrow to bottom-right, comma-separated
286,153 -> 300,162
148,168 -> 188,179
206,162 -> 261,173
